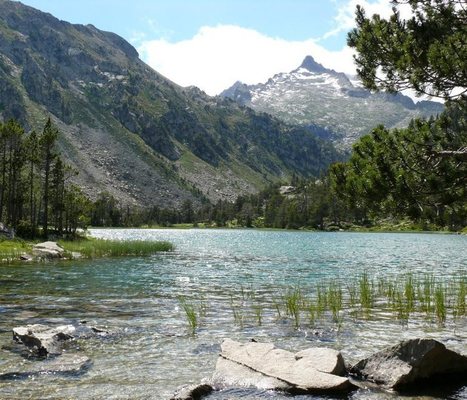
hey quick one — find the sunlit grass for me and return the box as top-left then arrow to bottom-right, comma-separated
0,238 -> 32,263
59,238 -> 173,258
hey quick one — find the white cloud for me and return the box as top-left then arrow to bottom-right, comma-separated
323,0 -> 412,40
138,25 -> 357,96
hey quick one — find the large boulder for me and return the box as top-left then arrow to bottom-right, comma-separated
32,241 -> 66,259
349,338 -> 467,390
212,339 -> 354,394
13,324 -> 76,356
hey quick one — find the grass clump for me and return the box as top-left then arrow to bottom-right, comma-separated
359,272 -> 374,316
179,297 -> 198,335
59,238 -> 173,258
434,284 -> 446,323
284,287 -> 302,328
454,277 -> 466,318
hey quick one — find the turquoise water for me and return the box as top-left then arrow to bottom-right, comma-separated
0,229 -> 466,399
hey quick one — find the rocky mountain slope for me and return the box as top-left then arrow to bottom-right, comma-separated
0,1 -> 341,207
221,56 -> 444,150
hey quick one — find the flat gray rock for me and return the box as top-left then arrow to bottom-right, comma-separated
295,347 -> 346,375
32,241 -> 65,259
350,338 -> 467,389
215,339 -> 354,394
213,357 -> 290,390
13,324 -> 75,356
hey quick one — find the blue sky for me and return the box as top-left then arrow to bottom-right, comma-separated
18,0 -> 398,94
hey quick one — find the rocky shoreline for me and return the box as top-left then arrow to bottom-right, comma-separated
3,325 -> 465,399
171,338 -> 467,399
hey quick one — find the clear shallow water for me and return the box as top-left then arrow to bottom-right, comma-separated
0,229 -> 466,399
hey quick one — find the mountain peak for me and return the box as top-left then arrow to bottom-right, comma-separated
299,56 -> 328,74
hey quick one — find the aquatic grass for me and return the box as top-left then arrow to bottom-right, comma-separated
434,284 -> 446,324
359,272 -> 374,316
415,274 -> 435,316
179,297 -> 198,335
273,300 -> 282,319
394,289 -> 409,322
59,238 -> 173,258
284,287 -> 302,328
252,304 -> 263,326
307,301 -> 316,326
454,277 -> 466,318
230,296 -> 245,327
404,274 -> 415,313
201,273 -> 466,332
328,282 -> 343,323
316,285 -> 327,318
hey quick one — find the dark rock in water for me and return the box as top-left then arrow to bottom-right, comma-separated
74,321 -> 110,338
170,383 -> 213,400
349,338 -> 467,390
0,353 -> 91,380
12,322 -> 110,358
13,324 -> 75,357
212,339 -> 354,394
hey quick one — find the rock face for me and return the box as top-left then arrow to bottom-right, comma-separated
350,338 -> 467,389
13,324 -> 75,356
221,55 -> 444,151
213,339 -> 354,394
32,241 -> 66,259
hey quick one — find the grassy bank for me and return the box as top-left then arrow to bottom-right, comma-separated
0,239 -> 32,262
0,237 -> 173,263
59,238 -> 173,258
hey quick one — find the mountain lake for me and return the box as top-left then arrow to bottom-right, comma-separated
0,229 -> 466,399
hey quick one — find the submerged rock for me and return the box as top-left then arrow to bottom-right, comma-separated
170,383 -> 213,400
13,324 -> 75,357
349,338 -> 467,390
212,339 -> 354,394
0,353 -> 91,380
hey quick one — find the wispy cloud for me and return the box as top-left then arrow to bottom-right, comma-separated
138,25 -> 356,96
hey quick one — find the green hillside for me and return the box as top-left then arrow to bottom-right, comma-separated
0,0 -> 341,207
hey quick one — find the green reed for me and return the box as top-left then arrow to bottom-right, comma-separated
454,277 -> 466,318
284,287 -> 302,328
230,296 -> 245,327
328,282 -> 343,323
359,272 -> 374,316
179,297 -> 198,335
316,285 -> 327,318
252,304 -> 263,326
434,284 -> 446,323
404,274 -> 415,313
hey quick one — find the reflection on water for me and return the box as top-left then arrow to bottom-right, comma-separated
0,229 -> 466,399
